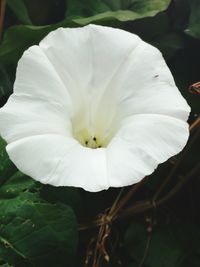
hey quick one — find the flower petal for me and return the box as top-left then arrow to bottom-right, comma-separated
39,25 -> 190,129
39,25 -> 140,99
7,135 -> 108,192
14,45 -> 72,109
107,114 -> 189,187
0,94 -> 71,143
39,25 -> 141,125
109,41 -> 190,122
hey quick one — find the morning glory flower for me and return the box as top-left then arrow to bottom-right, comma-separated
0,25 -> 190,192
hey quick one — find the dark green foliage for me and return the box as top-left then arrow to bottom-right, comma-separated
66,0 -> 171,21
0,0 -> 200,266
185,0 -> 200,39
0,196 -> 78,267
6,0 -> 32,25
125,222 -> 200,267
0,264 -> 14,267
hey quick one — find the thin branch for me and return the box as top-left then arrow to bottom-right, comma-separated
190,116 -> 200,132
0,0 -> 6,42
79,177 -> 147,230
119,162 -> 200,220
108,188 -> 124,217
137,231 -> 151,267
109,176 -> 148,220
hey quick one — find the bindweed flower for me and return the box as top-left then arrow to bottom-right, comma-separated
0,25 -> 190,192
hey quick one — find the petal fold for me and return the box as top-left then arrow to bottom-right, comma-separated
7,135 -> 108,192
107,114 -> 189,187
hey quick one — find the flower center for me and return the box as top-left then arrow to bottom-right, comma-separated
72,127 -> 106,149
71,116 -> 118,149
71,103 -> 119,149
85,136 -> 101,149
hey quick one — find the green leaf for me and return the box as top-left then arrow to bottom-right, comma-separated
0,0 -> 171,65
66,0 -> 171,21
0,171 -> 36,199
185,0 -> 200,39
7,0 -> 32,25
0,19 -> 78,65
0,25 -> 56,64
0,193 -> 78,267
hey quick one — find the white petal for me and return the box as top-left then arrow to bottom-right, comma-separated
39,25 -> 140,99
107,114 -> 189,187
7,135 -> 108,192
0,94 -> 71,143
109,41 -> 190,121
14,45 -> 72,109
39,25 -> 141,126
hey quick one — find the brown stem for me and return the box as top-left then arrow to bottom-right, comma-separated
119,162 -> 200,220
0,0 -> 6,42
109,176 -> 148,220
81,161 -> 200,230
80,177 -> 148,230
108,188 -> 124,217
190,116 -> 200,132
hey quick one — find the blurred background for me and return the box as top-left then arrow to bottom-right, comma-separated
0,0 -> 200,267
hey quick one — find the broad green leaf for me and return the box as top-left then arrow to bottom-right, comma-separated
0,264 -> 13,267
7,0 -> 32,25
66,0 -> 171,20
0,0 -> 171,64
185,0 -> 200,39
0,193 -> 78,267
0,171 -> 36,199
0,25 -> 57,64
0,20 -> 77,64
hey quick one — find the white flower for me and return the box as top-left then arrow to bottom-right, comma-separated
0,25 -> 190,192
